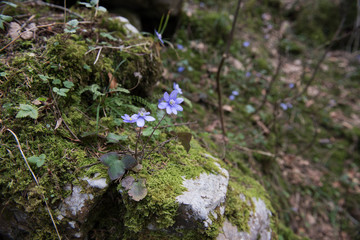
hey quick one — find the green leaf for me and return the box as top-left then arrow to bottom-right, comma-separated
100,152 -> 119,167
128,179 -> 147,201
100,32 -> 116,41
106,133 -> 128,143
63,81 -> 74,89
111,87 -> 130,94
83,64 -> 92,72
0,14 -> 12,21
53,87 -> 69,97
3,1 -> 17,8
183,97 -> 193,109
16,104 -> 38,119
108,160 -> 125,180
52,79 -> 61,85
245,104 -> 255,113
121,155 -> 137,170
177,132 -> 192,153
38,74 -> 49,82
78,2 -> 92,8
96,6 -> 107,12
0,72 -> 6,77
28,154 -> 46,167
121,176 -> 135,190
67,19 -> 79,27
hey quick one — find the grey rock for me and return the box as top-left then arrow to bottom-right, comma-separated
175,163 -> 229,228
217,197 -> 272,240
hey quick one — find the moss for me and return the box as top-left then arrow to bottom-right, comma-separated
224,167 -> 274,234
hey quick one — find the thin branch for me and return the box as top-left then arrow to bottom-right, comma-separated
252,54 -> 282,116
215,0 -> 242,137
5,128 -> 61,240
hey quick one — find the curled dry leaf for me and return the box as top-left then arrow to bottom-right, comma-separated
9,22 -> 21,40
108,72 -> 118,90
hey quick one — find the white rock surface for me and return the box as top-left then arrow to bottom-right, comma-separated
217,197 -> 272,240
113,16 -> 140,36
176,163 -> 229,228
60,185 -> 94,217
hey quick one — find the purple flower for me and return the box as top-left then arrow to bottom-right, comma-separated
121,114 -> 138,123
135,109 -> 155,127
229,95 -> 235,101
158,90 -> 184,115
246,71 -> 251,77
243,41 -> 250,47
289,83 -> 295,89
177,44 -> 184,50
155,30 -> 164,45
280,103 -> 288,110
177,66 -> 185,73
232,90 -> 239,96
173,83 -> 183,94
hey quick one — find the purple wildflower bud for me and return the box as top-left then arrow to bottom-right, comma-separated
287,103 -> 293,109
289,83 -> 295,89
245,72 -> 251,78
177,44 -> 184,50
280,103 -> 288,110
135,108 -> 155,127
155,30 -> 164,45
121,114 -> 138,123
173,83 -> 183,94
229,95 -> 235,101
177,66 -> 185,73
232,90 -> 239,96
158,90 -> 184,115
243,41 -> 250,48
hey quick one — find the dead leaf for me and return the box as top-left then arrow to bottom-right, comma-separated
177,132 -> 192,153
121,176 -> 135,190
9,22 -> 21,40
223,105 -> 233,112
108,72 -> 118,90
54,118 -> 63,130
22,23 -> 37,40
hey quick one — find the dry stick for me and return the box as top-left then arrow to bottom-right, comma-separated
35,1 -> 84,20
5,129 -> 61,240
293,17 -> 345,101
215,0 -> 242,137
251,54 -> 283,116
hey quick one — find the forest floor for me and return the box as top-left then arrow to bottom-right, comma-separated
161,1 -> 360,239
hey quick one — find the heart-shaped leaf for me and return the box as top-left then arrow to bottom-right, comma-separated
106,133 -> 128,143
128,179 -> 147,201
121,176 -> 135,190
177,132 -> 192,153
100,152 -> 119,167
108,160 -> 125,180
121,155 -> 137,170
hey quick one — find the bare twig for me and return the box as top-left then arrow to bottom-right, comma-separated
34,1 -> 84,20
5,129 -> 61,240
215,0 -> 242,137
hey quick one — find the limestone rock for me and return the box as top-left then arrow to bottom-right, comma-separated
217,197 -> 272,240
175,163 -> 229,229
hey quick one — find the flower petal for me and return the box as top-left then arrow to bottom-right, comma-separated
175,98 -> 184,104
158,102 -> 168,109
131,114 -> 138,119
163,92 -> 170,102
172,108 -> 177,115
170,90 -> 178,99
137,118 -> 145,127
145,116 -> 155,121
175,105 -> 183,111
166,106 -> 172,114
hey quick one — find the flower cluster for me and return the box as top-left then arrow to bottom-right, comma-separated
229,90 -> 239,101
280,102 -> 293,111
122,83 -> 184,127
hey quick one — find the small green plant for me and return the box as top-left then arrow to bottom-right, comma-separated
0,1 -> 17,30
28,154 -> 46,167
79,0 -> 107,13
64,19 -> 79,34
16,104 -> 38,119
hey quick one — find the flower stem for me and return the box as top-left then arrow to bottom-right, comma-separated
135,127 -> 142,163
140,114 -> 166,162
